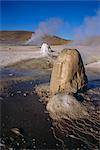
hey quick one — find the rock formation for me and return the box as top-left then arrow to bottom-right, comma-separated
50,49 -> 88,95
47,94 -> 88,120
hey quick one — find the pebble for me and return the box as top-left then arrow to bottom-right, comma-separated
0,97 -> 3,100
23,92 -> 29,97
23,93 -> 27,97
47,118 -> 50,121
17,91 -> 21,94
11,93 -> 14,96
90,128 -> 93,132
38,99 -> 42,102
9,73 -> 13,77
32,138 -> 35,142
69,135 -> 75,138
56,143 -> 59,146
17,142 -> 19,146
22,138 -> 25,141
10,128 -> 23,137
30,81 -> 33,84
44,110 -> 48,114
0,143 -> 5,148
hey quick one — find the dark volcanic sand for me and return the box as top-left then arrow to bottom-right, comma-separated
0,68 -> 100,149
0,68 -> 62,149
1,82 -> 62,149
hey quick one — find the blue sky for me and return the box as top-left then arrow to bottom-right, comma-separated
1,1 -> 100,39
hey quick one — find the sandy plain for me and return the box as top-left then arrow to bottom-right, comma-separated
0,45 -> 100,72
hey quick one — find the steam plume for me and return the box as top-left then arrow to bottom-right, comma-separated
26,18 -> 63,45
72,9 -> 100,46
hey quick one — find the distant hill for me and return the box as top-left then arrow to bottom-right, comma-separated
43,35 -> 71,45
0,31 -> 33,45
0,30 -> 71,45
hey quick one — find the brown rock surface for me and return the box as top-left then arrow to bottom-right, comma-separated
50,49 -> 88,94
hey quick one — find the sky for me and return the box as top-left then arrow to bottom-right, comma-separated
1,0 -> 100,39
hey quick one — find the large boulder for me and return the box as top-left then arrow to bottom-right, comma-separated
50,49 -> 88,95
47,94 -> 88,120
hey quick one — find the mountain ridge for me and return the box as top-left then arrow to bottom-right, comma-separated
0,30 -> 71,45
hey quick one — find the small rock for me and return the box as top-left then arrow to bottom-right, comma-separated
22,138 -> 24,141
17,91 -> 21,94
0,97 -> 3,100
32,138 -> 35,142
44,110 -> 48,114
38,99 -> 42,102
9,73 -> 13,77
0,143 -> 5,148
10,93 -> 14,96
69,135 -> 75,138
30,81 -> 33,84
23,93 -> 27,97
17,142 -> 19,146
47,118 -> 50,121
56,143 -> 59,146
90,128 -> 93,132
10,128 -> 23,137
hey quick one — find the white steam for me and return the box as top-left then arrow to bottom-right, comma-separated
26,18 -> 63,45
72,10 -> 100,46
26,10 -> 100,46
67,10 -> 100,65
75,11 -> 100,39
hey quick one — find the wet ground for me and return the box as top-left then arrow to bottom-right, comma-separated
0,67 -> 100,149
0,67 -> 62,149
1,82 -> 62,149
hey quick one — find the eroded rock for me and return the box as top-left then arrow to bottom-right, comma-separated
50,49 -> 88,95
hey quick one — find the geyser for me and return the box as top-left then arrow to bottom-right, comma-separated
41,43 -> 51,56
